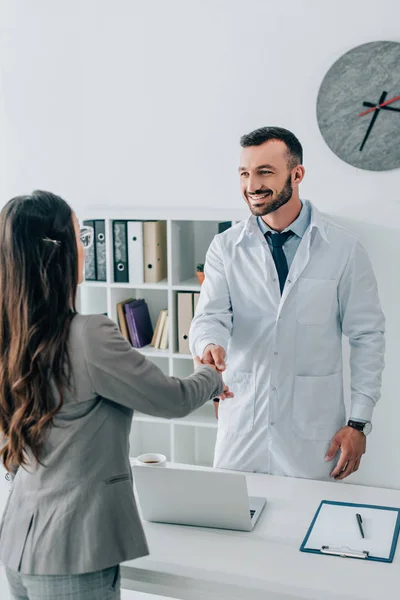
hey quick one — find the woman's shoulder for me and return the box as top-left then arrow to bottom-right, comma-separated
70,313 -> 119,343
70,312 -> 133,357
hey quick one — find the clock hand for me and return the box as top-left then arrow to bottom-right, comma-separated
363,101 -> 400,113
380,106 -> 400,113
359,94 -> 400,117
359,91 -> 387,152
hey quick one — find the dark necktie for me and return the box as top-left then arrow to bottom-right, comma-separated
266,231 -> 293,294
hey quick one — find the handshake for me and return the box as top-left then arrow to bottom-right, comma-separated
193,344 -> 232,418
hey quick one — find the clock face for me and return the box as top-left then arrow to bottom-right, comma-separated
317,41 -> 400,171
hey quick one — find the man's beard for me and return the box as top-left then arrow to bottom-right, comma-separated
247,174 -> 293,217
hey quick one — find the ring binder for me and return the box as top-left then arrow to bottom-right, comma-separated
321,545 -> 369,559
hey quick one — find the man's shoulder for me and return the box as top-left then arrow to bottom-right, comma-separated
215,219 -> 247,247
321,213 -> 359,247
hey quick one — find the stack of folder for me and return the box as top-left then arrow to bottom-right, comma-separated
112,220 -> 167,284
116,298 -> 154,348
177,292 -> 200,354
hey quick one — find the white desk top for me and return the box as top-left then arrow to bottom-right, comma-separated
122,463 -> 400,600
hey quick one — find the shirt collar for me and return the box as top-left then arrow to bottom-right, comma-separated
235,200 -> 329,246
257,200 -> 310,239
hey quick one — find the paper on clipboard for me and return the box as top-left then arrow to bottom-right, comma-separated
303,502 -> 399,560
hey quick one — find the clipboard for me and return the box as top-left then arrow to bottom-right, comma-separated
300,500 -> 400,562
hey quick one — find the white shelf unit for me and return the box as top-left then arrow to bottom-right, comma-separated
78,209 -> 247,467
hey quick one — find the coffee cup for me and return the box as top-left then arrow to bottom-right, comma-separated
133,453 -> 167,468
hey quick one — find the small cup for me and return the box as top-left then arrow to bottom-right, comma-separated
134,453 -> 167,468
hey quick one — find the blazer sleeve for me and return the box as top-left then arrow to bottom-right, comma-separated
82,314 -> 223,418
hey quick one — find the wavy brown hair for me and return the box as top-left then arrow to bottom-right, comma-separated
0,191 -> 78,471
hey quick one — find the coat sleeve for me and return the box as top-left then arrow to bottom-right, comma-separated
189,235 -> 233,357
82,315 -> 223,418
338,240 -> 385,422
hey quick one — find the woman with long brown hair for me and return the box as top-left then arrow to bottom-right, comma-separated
0,191 -> 231,599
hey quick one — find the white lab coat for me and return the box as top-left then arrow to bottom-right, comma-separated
189,201 -> 385,480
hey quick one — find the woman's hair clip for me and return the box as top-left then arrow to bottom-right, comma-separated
42,237 -> 61,246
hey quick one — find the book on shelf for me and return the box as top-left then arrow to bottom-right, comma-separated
159,312 -> 169,350
117,297 -> 134,341
151,310 -> 163,347
151,309 -> 168,349
120,298 -> 154,348
124,300 -> 138,346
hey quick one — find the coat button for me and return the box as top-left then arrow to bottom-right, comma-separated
272,387 -> 276,391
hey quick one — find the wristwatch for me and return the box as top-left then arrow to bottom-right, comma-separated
347,420 -> 373,436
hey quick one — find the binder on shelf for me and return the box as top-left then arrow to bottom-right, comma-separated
117,298 -> 134,341
300,500 -> 400,563
94,220 -> 107,282
218,221 -> 232,234
177,292 -> 193,354
113,221 -> 129,283
127,221 -> 144,285
125,299 -> 154,349
83,219 -> 96,281
143,221 -> 167,284
159,312 -> 169,350
193,292 -> 200,314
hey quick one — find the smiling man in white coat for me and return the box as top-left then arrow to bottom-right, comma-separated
189,126 -> 385,481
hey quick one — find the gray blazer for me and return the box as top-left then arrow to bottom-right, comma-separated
0,314 -> 223,575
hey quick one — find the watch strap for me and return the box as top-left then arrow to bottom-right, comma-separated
347,419 -> 366,431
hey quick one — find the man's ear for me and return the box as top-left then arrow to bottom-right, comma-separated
293,165 -> 305,184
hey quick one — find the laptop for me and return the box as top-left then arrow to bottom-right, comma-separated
133,465 -> 266,532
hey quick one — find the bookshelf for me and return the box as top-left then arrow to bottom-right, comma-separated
78,209 -> 247,467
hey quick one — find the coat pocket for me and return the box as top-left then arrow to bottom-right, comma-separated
296,278 -> 337,326
105,474 -> 131,485
219,372 -> 255,435
292,372 -> 345,441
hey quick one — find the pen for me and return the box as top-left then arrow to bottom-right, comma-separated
356,513 -> 365,538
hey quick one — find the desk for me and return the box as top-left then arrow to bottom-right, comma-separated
122,463 -> 400,600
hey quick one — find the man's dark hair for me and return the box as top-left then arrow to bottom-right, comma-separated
240,126 -> 303,168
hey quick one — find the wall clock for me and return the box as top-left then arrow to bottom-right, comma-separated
317,41 -> 400,171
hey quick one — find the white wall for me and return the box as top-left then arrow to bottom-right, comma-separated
1,0 -> 400,488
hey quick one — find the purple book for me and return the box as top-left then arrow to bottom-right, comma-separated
124,301 -> 139,347
125,299 -> 154,348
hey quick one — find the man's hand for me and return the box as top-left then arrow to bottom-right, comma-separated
202,344 -> 226,373
325,426 -> 366,480
198,345 -> 227,419
193,356 -> 233,406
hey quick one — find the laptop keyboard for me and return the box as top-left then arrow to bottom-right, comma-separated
250,509 -> 256,519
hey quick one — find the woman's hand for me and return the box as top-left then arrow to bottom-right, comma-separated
193,356 -> 234,401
